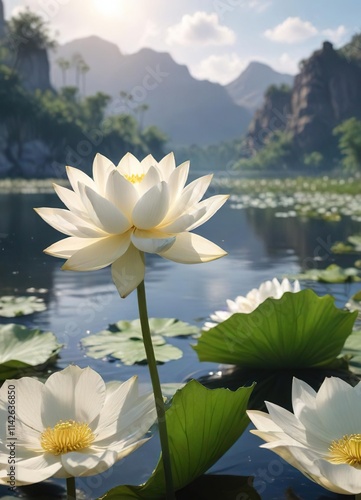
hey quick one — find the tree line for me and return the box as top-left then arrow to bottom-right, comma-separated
0,9 -> 167,177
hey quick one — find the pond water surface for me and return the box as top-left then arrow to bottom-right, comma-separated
0,189 -> 360,499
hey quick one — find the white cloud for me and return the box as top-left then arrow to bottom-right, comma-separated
322,25 -> 347,45
166,11 -> 236,46
191,53 -> 247,84
264,17 -> 318,44
246,0 -> 272,12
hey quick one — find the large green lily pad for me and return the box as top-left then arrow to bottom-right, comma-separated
0,295 -> 46,317
0,324 -> 62,379
100,380 -> 254,499
81,318 -> 198,365
193,290 -> 357,369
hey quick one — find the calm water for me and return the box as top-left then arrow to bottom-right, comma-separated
0,191 -> 359,499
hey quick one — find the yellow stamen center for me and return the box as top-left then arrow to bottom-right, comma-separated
328,434 -> 361,468
123,173 -> 145,184
40,420 -> 95,455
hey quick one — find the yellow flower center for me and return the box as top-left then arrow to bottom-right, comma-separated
40,420 -> 95,455
328,434 -> 361,468
123,173 -> 145,184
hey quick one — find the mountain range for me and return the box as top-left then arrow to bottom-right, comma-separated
50,36 -> 292,146
226,61 -> 293,111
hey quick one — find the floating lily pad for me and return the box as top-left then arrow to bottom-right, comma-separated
193,290 -> 357,369
332,235 -> 361,254
346,290 -> 361,312
81,318 -> 197,365
109,318 -> 199,337
331,242 -> 356,253
0,324 -> 62,379
0,295 -> 46,317
100,380 -> 255,499
288,264 -> 361,283
341,330 -> 361,375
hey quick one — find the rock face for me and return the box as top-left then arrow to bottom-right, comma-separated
14,47 -> 53,93
247,41 -> 361,160
0,0 -> 5,39
289,42 -> 361,154
247,85 -> 292,154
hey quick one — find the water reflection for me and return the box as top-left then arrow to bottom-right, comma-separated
0,192 -> 359,499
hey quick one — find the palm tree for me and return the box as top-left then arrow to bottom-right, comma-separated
135,103 -> 149,132
56,57 -> 70,86
71,52 -> 83,88
79,60 -> 90,96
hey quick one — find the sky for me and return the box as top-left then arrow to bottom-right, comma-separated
3,0 -> 361,84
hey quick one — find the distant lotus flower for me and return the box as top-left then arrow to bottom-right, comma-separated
203,278 -> 300,329
0,366 -> 156,485
35,153 -> 228,297
248,377 -> 361,495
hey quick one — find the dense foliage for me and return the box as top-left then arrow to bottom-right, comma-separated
0,66 -> 167,177
6,8 -> 56,52
233,131 -> 293,171
334,117 -> 361,171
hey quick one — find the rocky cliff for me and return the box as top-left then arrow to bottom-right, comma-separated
246,84 -> 292,154
247,41 -> 361,160
0,0 -> 5,39
14,46 -> 53,92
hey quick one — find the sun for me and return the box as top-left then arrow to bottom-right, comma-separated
92,0 -> 123,17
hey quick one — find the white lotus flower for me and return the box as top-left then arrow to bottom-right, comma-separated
0,366 -> 156,486
203,278 -> 300,329
35,153 -> 228,297
248,377 -> 361,495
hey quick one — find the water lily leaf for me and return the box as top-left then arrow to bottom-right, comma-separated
331,241 -> 356,253
288,264 -> 361,283
0,324 -> 62,379
332,235 -> 361,253
110,318 -> 199,338
346,290 -> 361,312
341,330 -> 361,375
0,295 -> 46,317
82,318 -> 197,365
81,331 -> 182,365
100,380 -> 254,499
193,290 -> 357,369
348,235 -> 361,249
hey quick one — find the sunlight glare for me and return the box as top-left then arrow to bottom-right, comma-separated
92,0 -> 123,17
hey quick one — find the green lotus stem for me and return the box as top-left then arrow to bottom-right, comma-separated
355,494 -> 361,500
137,279 -> 175,500
66,477 -> 76,500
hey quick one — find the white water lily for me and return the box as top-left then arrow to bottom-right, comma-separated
248,377 -> 361,495
203,278 -> 300,329
35,153 -> 228,297
0,365 -> 156,485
